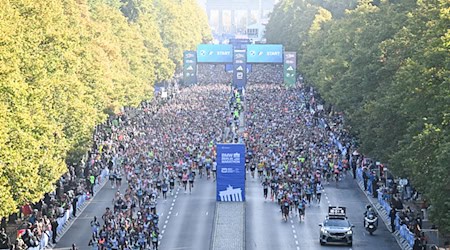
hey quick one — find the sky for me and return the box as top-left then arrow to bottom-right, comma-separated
197,0 -> 207,9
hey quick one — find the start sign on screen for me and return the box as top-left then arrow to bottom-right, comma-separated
197,44 -> 233,63
246,44 -> 283,63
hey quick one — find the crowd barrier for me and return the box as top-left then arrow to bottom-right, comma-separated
356,167 -> 414,248
27,168 -> 109,249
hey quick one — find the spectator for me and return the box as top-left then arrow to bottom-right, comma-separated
0,228 -> 10,249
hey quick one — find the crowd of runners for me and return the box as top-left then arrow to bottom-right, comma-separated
197,64 -> 283,85
85,73 -> 355,249
245,83 -> 353,222
85,84 -> 232,249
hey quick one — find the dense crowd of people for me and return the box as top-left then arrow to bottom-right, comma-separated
197,65 -> 231,84
247,65 -> 283,84
85,84 -> 231,249
197,64 -> 283,85
4,62 -> 445,249
245,83 -> 353,221
1,162 -> 95,249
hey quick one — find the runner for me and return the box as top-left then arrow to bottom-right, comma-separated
182,171 -> 188,193
245,83 -> 353,222
262,178 -> 269,200
298,197 -> 307,222
188,170 -> 195,193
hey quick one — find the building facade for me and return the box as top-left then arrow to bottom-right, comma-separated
204,0 -> 278,42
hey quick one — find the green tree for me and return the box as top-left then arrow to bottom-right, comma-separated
0,0 -> 210,218
267,0 -> 450,232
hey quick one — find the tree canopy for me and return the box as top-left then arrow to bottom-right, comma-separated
266,0 -> 450,232
0,0 -> 210,218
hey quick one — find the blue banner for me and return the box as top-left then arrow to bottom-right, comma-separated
225,64 -> 252,73
233,49 -> 247,90
216,144 -> 246,202
229,38 -> 251,49
247,44 -> 283,63
197,44 -> 233,63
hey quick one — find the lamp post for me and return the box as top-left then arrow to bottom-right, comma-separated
383,167 -> 388,188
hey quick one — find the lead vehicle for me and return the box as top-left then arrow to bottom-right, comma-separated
319,206 -> 354,246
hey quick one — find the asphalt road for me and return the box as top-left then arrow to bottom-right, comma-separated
55,174 -> 216,250
55,171 -> 400,250
158,174 -> 216,250
245,172 -> 401,250
54,180 -> 127,249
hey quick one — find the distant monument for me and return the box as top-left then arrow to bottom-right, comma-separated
205,0 -> 277,34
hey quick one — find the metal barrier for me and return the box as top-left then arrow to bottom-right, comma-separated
28,168 -> 109,249
357,167 -> 415,248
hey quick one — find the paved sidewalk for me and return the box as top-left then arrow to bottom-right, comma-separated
211,202 -> 245,250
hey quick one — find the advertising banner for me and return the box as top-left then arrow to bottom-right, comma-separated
216,144 -> 246,202
229,38 -> 251,49
225,64 -> 252,73
284,51 -> 297,87
197,44 -> 233,63
247,44 -> 283,63
183,51 -> 197,85
233,49 -> 247,90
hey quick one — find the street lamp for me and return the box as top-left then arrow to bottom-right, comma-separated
383,167 -> 388,188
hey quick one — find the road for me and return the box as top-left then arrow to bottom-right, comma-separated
245,172 -> 401,250
56,172 -> 400,250
158,174 -> 216,250
54,180 -> 125,249
55,174 -> 216,250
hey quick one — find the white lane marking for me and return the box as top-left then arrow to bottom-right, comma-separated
161,230 -> 165,234
297,247 -> 300,250
160,212 -> 163,216
295,240 -> 299,245
170,207 -> 173,210
290,220 -> 294,223
291,225 -> 295,229
176,212 -> 178,216
293,230 -> 296,234
167,215 -> 170,220
163,225 -> 167,229
294,234 -> 297,239
168,211 -> 172,215
175,195 -> 178,198
206,211 -> 208,215
165,220 -> 168,224
171,202 -> 175,206
325,196 -> 328,199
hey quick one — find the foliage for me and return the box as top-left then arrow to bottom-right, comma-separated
266,0 -> 450,232
0,0 -> 209,217
152,0 -> 212,69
